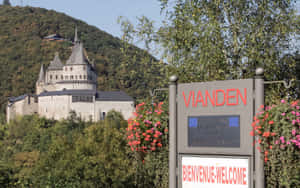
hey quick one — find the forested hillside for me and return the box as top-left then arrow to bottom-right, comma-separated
0,5 -> 166,113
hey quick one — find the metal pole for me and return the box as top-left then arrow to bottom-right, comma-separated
169,75 -> 178,188
255,68 -> 265,188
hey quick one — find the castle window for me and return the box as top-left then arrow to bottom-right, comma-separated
70,67 -> 73,71
65,75 -> 68,80
75,75 -> 78,79
71,75 -> 74,80
101,112 -> 106,120
50,75 -> 52,79
80,75 -> 82,79
72,95 -> 93,103
28,97 -> 31,104
61,75 -> 63,80
84,75 -> 86,79
65,67 -> 68,71
34,96 -> 38,103
55,75 -> 58,80
83,66 -> 86,70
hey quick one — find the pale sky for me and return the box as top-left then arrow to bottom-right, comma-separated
5,0 -> 300,54
8,0 -> 164,39
7,0 -> 300,38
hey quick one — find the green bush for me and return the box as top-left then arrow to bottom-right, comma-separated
251,100 -> 300,187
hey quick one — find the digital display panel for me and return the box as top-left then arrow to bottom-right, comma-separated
188,116 -> 240,147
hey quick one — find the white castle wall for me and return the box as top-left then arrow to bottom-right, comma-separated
95,101 -> 134,120
46,70 -> 64,84
55,82 -> 96,90
38,95 -> 70,120
6,96 -> 38,122
70,99 -> 95,121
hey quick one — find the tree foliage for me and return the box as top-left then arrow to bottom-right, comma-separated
0,111 -> 170,187
3,0 -> 10,6
119,0 -> 299,102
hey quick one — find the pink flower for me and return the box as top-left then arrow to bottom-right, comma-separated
292,120 -> 296,125
292,111 -> 296,115
287,141 -> 290,145
296,106 -> 300,110
275,140 -> 279,144
292,129 -> 296,136
281,99 -> 285,103
280,136 -> 285,144
281,112 -> 286,116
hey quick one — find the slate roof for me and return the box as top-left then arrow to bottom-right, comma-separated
96,91 -> 134,101
48,52 -> 64,70
66,42 -> 89,65
8,89 -> 133,106
44,34 -> 64,40
38,90 -> 133,101
8,94 -> 28,103
39,89 -> 96,97
37,64 -> 45,82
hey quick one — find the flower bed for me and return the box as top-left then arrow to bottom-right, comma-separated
251,100 -> 300,187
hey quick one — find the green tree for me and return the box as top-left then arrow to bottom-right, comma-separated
119,0 -> 299,101
3,0 -> 11,6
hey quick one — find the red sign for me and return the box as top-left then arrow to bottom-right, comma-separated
182,88 -> 247,107
181,156 -> 249,188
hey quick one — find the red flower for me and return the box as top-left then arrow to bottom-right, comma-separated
157,143 -> 162,147
263,132 -> 270,137
268,120 -> 274,125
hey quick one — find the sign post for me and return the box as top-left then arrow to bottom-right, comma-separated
255,68 -> 265,188
169,72 -> 265,188
169,75 -> 178,188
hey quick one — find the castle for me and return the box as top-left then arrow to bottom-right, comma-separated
6,29 -> 134,122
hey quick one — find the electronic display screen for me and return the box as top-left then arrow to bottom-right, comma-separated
188,116 -> 240,147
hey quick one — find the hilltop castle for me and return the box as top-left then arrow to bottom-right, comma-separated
6,29 -> 134,122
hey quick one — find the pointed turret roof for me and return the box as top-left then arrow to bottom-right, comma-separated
66,41 -> 89,65
37,64 -> 45,83
74,26 -> 79,43
48,52 -> 64,70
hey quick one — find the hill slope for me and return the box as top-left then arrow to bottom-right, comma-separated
0,5 -> 165,113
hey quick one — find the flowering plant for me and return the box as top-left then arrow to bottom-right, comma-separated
251,99 -> 300,187
126,101 -> 168,155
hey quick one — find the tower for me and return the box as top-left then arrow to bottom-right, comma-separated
36,64 -> 45,94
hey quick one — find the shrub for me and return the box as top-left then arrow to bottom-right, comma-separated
126,102 -> 168,156
251,100 -> 300,187
126,101 -> 169,188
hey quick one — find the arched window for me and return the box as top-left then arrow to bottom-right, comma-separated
83,66 -> 86,70
84,75 -> 86,79
65,67 -> 68,71
55,75 -> 58,80
70,67 -> 73,71
71,75 -> 74,80
50,75 -> 52,80
79,75 -> 82,79
61,75 -> 63,80
75,75 -> 78,79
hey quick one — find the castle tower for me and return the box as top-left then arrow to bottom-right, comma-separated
36,64 -> 45,94
35,28 -> 97,93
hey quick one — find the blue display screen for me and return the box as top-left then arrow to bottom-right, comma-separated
188,115 -> 240,147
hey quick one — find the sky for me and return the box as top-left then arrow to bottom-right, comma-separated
8,0 -> 164,39
5,0 -> 300,54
